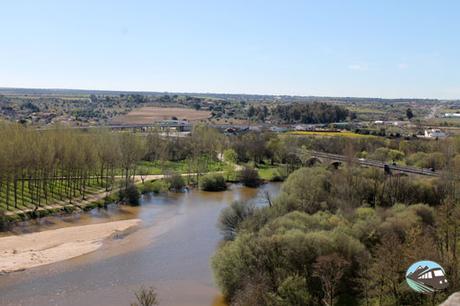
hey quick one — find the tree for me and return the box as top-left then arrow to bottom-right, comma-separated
313,253 -> 350,306
223,148 -> 238,181
223,148 -> 238,164
280,167 -> 329,213
122,183 -> 140,206
118,133 -> 145,190
272,275 -> 311,305
369,233 -> 406,304
165,172 -> 185,192
238,167 -> 261,188
406,108 -> 414,120
200,173 -> 227,191
218,201 -> 254,240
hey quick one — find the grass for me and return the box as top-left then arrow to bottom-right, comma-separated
0,180 -> 107,212
137,159 -> 224,175
0,177 -> 125,219
288,131 -> 377,138
255,164 -> 284,181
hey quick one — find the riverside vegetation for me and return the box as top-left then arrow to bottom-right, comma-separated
212,137 -> 460,306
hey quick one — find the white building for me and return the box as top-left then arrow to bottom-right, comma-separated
444,113 -> 460,118
424,129 -> 447,138
270,126 -> 288,133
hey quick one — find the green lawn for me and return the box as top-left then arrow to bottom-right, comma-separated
256,164 -> 281,181
137,159 -> 224,175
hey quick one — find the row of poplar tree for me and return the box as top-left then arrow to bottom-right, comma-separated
0,123 -> 144,211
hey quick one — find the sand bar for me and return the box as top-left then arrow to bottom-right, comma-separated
0,219 -> 141,273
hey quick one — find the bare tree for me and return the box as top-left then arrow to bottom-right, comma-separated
313,253 -> 350,306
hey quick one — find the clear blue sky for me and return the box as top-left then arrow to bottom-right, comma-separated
1,0 -> 459,99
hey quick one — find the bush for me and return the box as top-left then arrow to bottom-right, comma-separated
104,193 -> 118,204
271,167 -> 289,182
218,201 -> 255,240
165,172 -> 185,192
238,167 -> 261,188
200,173 -> 227,191
123,183 -> 140,206
131,287 -> 159,306
139,180 -> 169,194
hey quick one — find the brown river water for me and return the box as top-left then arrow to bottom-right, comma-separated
0,183 -> 281,306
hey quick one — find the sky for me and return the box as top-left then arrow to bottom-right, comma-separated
1,0 -> 459,99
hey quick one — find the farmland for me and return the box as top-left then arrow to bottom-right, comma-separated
111,106 -> 211,124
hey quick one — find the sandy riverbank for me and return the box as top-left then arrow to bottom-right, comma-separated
0,219 -> 141,273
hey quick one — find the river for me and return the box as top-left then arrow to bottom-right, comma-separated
0,183 -> 281,306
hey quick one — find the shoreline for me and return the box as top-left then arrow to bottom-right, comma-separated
0,218 -> 141,274
0,173 -> 217,225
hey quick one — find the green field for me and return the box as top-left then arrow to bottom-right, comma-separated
137,159 -> 224,175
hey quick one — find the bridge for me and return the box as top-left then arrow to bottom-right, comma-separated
308,150 -> 439,177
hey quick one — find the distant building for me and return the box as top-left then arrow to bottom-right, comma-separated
249,125 -> 262,132
424,129 -> 447,138
158,120 -> 192,132
444,113 -> 460,118
294,124 -> 314,131
269,126 -> 288,133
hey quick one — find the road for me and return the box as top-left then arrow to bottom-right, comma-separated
310,151 -> 439,177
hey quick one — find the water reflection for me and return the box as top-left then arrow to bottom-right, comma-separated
0,183 -> 281,306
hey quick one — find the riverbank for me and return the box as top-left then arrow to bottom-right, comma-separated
0,218 -> 141,274
0,183 -> 281,306
0,173 -> 198,225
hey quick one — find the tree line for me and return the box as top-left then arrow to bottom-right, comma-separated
0,123 -> 145,213
247,102 -> 353,123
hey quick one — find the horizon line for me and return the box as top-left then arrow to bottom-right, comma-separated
0,85 -> 456,101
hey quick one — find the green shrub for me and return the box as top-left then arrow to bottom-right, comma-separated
165,172 -> 185,192
238,167 -> 261,188
121,183 -> 140,206
218,201 -> 254,240
271,167 -> 289,182
200,173 -> 227,191
140,180 -> 169,194
104,193 -> 118,204
131,286 -> 159,306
